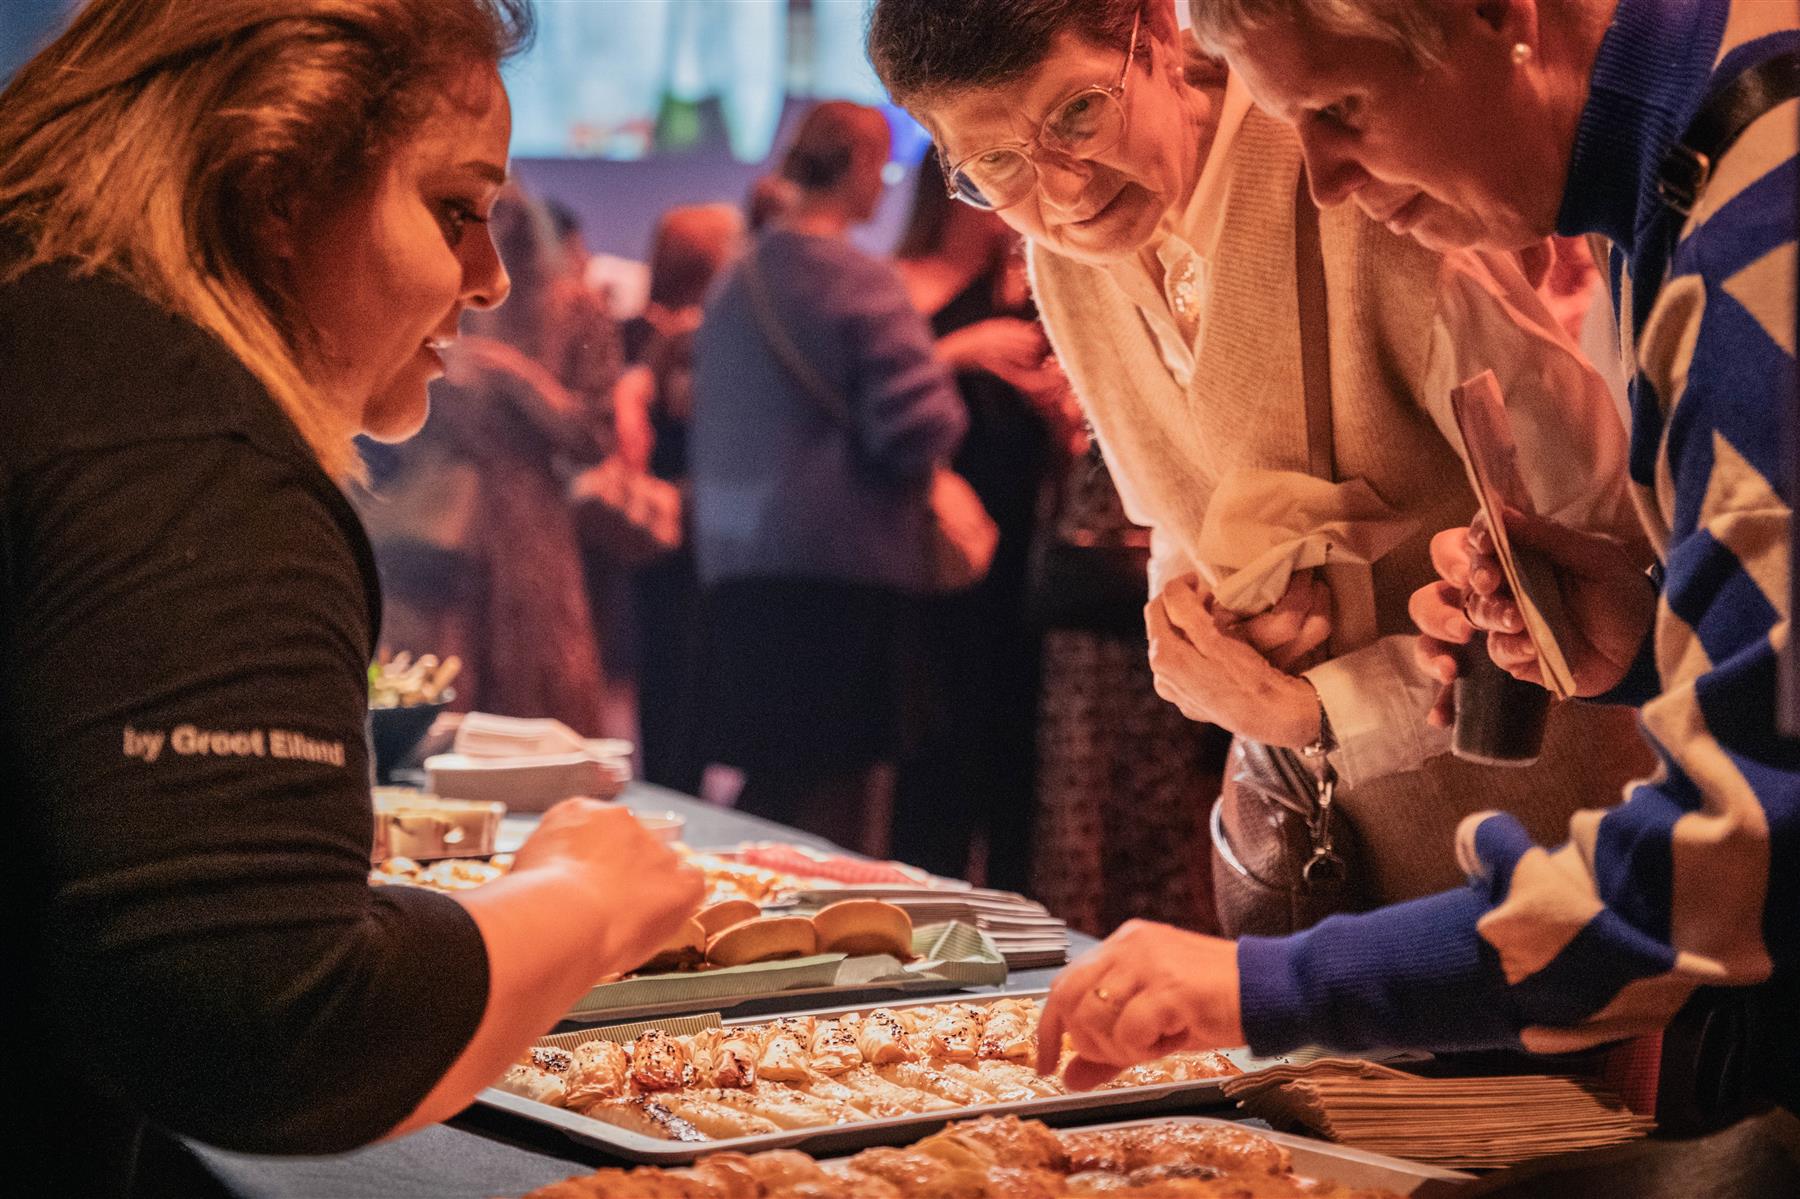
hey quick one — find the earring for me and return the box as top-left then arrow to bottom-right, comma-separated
1510,41 -> 1533,65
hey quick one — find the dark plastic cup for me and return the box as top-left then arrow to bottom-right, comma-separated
1452,633 -> 1549,766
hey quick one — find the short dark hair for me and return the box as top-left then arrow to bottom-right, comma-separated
867,0 -> 1142,107
779,100 -> 889,192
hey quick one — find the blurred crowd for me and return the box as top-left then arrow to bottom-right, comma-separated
355,100 -> 1229,936
355,99 -> 1610,943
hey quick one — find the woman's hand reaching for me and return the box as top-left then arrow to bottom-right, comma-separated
1036,920 -> 1243,1091
391,801 -> 704,1139
506,799 -> 706,975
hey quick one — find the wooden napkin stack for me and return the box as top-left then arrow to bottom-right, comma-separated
1221,1058 -> 1657,1169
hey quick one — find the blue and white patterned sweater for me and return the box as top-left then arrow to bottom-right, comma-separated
1238,0 -> 1800,1102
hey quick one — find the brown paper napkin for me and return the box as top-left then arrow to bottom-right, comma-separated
1448,370 -> 1579,698
1222,1058 -> 1656,1169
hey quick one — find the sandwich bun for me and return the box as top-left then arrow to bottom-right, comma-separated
811,899 -> 913,959
695,898 -> 761,938
705,916 -> 819,967
634,916 -> 706,973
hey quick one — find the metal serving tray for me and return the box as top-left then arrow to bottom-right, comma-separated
476,990 -> 1296,1165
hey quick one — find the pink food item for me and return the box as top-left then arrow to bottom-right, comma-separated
727,844 -> 930,887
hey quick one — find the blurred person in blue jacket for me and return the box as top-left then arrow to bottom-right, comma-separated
692,101 -> 966,853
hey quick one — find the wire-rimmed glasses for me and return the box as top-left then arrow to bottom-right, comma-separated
940,9 -> 1142,211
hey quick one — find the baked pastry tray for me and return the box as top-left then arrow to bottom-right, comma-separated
992,1115 -> 1473,1195
477,991 -> 1298,1164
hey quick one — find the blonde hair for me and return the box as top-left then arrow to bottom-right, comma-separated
0,0 -> 533,480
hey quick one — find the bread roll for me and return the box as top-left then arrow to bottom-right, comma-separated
811,899 -> 913,959
634,916 -> 707,973
695,898 -> 761,938
705,915 -> 819,967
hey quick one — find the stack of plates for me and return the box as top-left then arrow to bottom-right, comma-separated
1221,1057 -> 1656,1169
424,713 -> 632,810
793,885 -> 1070,970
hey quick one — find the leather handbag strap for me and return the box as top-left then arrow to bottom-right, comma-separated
1293,177 -> 1335,483
738,241 -> 853,430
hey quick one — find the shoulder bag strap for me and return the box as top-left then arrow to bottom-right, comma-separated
1640,47 -> 1800,318
1293,176 -> 1335,484
738,241 -> 853,429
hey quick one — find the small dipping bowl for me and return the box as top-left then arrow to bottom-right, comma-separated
633,810 -> 686,844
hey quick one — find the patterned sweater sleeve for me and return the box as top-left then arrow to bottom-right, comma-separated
1239,99 -> 1798,1060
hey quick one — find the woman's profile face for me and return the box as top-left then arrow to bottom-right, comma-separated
920,28 -> 1212,264
1222,16 -> 1565,252
287,65 -> 514,442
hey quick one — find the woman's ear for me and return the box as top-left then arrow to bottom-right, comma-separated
247,176 -> 301,264
1471,0 -> 1541,51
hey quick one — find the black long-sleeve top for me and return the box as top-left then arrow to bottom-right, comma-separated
1,259 -> 489,1193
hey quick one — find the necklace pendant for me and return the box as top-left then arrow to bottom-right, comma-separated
1168,255 -> 1202,342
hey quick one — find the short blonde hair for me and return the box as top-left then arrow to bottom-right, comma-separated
0,0 -> 533,480
1189,0 -> 1449,62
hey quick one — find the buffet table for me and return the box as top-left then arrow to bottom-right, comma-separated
184,783 -> 1102,1199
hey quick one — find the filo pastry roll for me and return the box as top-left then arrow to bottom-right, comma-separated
977,998 -> 1038,1061
855,1008 -> 916,1064
629,1029 -> 694,1092
563,1039 -> 630,1109
755,1017 -> 813,1082
808,1018 -> 864,1075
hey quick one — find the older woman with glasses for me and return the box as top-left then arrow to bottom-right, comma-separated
867,0 -> 1651,939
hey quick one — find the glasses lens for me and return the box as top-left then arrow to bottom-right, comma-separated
1042,89 -> 1126,160
951,149 -> 1034,211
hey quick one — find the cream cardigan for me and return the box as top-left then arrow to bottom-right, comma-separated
1029,107 -> 1655,903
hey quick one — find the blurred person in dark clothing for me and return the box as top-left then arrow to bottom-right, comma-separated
1031,448 -> 1231,936
888,165 -> 1072,887
691,102 -> 966,853
618,204 -> 744,794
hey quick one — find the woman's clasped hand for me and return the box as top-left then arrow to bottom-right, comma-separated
1146,571 -> 1331,748
1035,920 -> 1244,1091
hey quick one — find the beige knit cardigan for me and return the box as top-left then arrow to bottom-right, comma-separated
1029,110 -> 1652,903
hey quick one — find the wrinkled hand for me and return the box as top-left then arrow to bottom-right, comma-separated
1410,510 -> 1656,721
1147,573 -> 1330,747
1036,921 -> 1243,1091
510,800 -> 705,974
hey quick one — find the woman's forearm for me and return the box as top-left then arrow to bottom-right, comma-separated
383,866 -> 645,1138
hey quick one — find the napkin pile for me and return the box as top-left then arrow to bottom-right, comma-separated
1221,1058 -> 1656,1169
